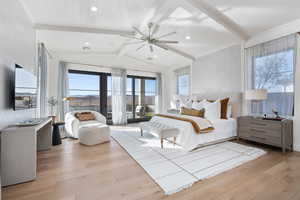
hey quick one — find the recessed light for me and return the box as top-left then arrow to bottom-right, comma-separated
185,36 -> 191,40
90,6 -> 98,12
82,42 -> 91,51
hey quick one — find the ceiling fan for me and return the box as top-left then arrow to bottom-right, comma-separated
121,22 -> 179,53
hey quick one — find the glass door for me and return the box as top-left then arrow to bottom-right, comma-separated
127,76 -> 156,122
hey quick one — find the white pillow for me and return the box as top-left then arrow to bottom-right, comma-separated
192,99 -> 208,110
204,100 -> 221,120
227,104 -> 232,119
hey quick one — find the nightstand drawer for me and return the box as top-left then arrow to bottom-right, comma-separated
249,119 -> 281,130
249,127 -> 281,137
249,134 -> 281,146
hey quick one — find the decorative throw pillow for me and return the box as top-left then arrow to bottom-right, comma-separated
75,112 -> 96,121
181,107 -> 205,118
207,98 -> 230,119
203,100 -> 221,121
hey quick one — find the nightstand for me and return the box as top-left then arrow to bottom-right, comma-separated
237,116 -> 293,153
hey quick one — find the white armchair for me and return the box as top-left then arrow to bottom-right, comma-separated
65,110 -> 107,139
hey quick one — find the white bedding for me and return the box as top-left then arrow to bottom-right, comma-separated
151,114 -> 237,151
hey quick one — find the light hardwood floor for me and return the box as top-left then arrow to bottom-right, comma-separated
3,126 -> 300,200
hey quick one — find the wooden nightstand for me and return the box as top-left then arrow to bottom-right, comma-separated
237,116 -> 293,153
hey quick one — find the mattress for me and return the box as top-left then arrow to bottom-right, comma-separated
151,115 -> 237,151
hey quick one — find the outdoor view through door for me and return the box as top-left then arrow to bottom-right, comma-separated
68,70 -> 156,123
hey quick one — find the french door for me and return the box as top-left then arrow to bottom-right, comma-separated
68,70 -> 156,123
127,75 -> 156,123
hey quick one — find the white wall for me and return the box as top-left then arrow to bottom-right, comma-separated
191,45 -> 242,94
0,0 -> 36,130
162,45 -> 242,111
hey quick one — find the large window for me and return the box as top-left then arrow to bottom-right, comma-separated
177,74 -> 190,96
175,67 -> 190,96
246,34 -> 296,117
68,70 -> 110,122
68,73 -> 101,112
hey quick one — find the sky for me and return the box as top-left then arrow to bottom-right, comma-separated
69,73 -> 156,96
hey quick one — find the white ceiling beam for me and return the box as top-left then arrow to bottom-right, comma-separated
185,0 -> 250,41
34,24 -> 135,36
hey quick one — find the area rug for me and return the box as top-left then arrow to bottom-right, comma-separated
111,128 -> 266,195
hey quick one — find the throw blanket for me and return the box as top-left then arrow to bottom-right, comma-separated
155,114 -> 214,134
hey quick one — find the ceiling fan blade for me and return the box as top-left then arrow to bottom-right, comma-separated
156,31 -> 176,39
133,26 -> 147,37
151,24 -> 160,37
156,40 -> 179,44
150,45 -> 154,52
136,44 -> 146,51
154,43 -> 169,51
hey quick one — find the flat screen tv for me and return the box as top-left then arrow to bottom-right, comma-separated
14,64 -> 37,110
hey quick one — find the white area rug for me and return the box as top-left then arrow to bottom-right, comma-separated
111,128 -> 266,195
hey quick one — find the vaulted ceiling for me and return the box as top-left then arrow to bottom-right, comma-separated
21,0 -> 300,72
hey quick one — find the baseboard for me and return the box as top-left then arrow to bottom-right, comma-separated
293,144 -> 300,152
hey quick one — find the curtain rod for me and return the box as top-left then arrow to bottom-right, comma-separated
63,61 -> 160,74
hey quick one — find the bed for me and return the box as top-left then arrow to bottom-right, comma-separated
152,92 -> 242,151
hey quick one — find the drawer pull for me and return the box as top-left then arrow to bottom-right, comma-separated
251,136 -> 266,140
250,129 -> 266,134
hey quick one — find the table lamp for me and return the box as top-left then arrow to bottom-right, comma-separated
245,89 -> 267,117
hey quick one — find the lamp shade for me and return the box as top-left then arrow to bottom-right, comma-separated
245,89 -> 267,100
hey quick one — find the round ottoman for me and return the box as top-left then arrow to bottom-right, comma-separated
78,123 -> 110,146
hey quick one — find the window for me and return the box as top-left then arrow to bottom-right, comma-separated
68,73 -> 101,112
68,70 -> 111,122
252,49 -> 294,116
177,74 -> 190,95
175,66 -> 190,96
246,34 -> 296,117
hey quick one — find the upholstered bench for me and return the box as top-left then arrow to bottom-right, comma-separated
140,121 -> 179,148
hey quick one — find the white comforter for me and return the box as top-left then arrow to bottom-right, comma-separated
151,114 -> 237,151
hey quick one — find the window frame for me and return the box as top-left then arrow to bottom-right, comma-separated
250,48 -> 295,116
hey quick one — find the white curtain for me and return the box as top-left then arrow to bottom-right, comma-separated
38,43 -> 48,117
245,34 -> 297,116
57,61 -> 69,122
155,73 -> 162,114
111,68 -> 127,125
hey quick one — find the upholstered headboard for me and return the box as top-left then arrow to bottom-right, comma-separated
190,92 -> 243,118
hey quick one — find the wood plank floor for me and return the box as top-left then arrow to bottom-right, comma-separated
3,126 -> 300,200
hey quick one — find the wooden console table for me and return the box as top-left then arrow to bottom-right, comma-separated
1,118 -> 52,186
